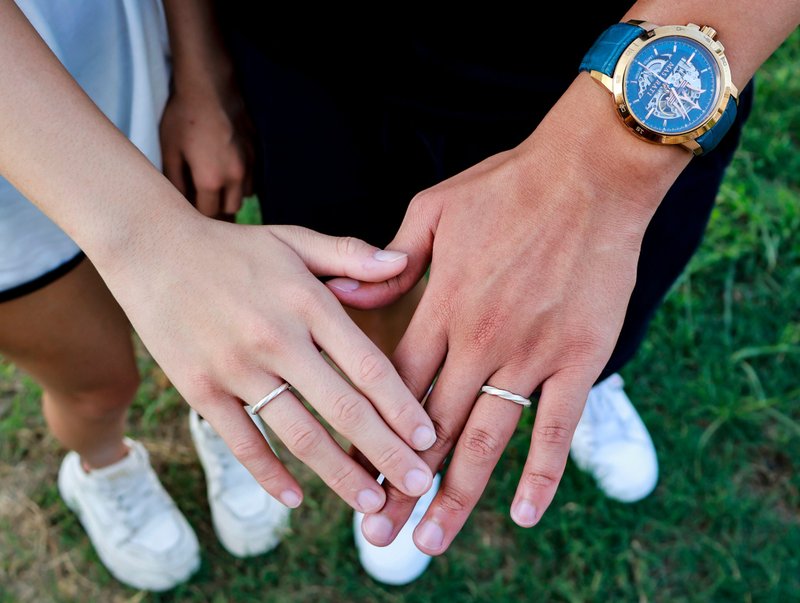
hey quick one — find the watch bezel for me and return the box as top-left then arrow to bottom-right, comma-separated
609,24 -> 736,147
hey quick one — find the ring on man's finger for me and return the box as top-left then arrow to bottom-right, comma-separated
250,382 -> 292,415
480,385 -> 532,407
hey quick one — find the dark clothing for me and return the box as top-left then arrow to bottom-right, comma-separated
219,8 -> 753,381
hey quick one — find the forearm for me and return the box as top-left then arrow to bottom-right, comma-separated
162,0 -> 234,94
520,0 -> 799,220
624,0 -> 800,87
0,1 -> 196,269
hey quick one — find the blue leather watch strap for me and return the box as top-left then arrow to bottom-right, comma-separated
695,99 -> 738,155
579,22 -> 645,77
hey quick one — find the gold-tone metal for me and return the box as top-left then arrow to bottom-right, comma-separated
602,22 -> 738,153
700,25 -> 718,39
591,71 -> 614,91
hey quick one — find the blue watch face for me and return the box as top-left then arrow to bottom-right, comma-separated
624,35 -> 720,135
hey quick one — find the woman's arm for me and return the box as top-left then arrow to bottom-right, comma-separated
0,0 -> 437,512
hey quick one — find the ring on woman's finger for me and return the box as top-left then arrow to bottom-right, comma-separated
480,385 -> 532,408
250,382 -> 292,415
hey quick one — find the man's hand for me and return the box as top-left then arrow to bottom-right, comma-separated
329,74 -> 690,554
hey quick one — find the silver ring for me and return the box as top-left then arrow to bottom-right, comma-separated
250,382 -> 291,415
480,385 -> 531,407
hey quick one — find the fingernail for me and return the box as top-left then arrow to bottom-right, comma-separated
356,489 -> 383,513
403,468 -> 431,496
363,513 -> 394,544
511,499 -> 537,527
373,249 -> 407,262
328,278 -> 360,292
280,490 -> 302,509
415,519 -> 444,551
411,425 -> 436,450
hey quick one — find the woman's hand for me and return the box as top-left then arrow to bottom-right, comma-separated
104,215 -> 437,512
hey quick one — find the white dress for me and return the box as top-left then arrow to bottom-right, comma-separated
0,0 -> 170,299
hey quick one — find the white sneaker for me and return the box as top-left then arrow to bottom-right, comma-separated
569,373 -> 658,503
189,409 -> 290,558
58,438 -> 200,592
354,473 -> 441,585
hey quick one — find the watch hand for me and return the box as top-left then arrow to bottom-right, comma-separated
676,93 -> 702,111
668,86 -> 689,119
684,83 -> 706,93
637,61 -> 669,83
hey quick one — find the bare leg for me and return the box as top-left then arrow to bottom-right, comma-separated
0,259 -> 139,468
346,279 -> 427,356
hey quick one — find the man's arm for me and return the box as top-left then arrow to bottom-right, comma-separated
330,1 -> 800,554
0,0 -> 439,512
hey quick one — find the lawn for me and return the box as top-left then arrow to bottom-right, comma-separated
1,31 -> 798,603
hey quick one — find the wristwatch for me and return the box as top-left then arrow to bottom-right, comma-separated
579,20 -> 739,155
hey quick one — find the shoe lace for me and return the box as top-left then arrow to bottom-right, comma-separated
585,375 -> 635,443
98,468 -> 168,533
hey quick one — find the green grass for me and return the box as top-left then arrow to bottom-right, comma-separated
1,31 -> 799,602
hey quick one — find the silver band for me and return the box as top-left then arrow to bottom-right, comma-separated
250,382 -> 291,415
480,385 -> 531,407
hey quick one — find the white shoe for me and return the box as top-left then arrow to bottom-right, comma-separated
189,409 -> 290,558
569,373 -> 658,503
354,473 -> 441,585
58,438 -> 200,592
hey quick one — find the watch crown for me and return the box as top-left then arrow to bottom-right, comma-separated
700,25 -> 718,39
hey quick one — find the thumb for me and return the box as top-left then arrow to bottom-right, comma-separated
326,194 -> 437,310
269,225 -> 409,283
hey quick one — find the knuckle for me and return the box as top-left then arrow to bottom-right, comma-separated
292,285 -> 328,322
534,418 -> 574,446
462,426 -> 504,459
521,470 -> 559,492
248,320 -> 287,355
375,445 -> 405,475
195,173 -> 225,192
357,352 -> 390,387
407,190 -> 433,216
331,392 -> 366,429
437,486 -> 470,515
387,400 -> 417,426
335,235 -> 363,258
230,437 -> 266,467
285,420 -> 324,458
326,463 -> 356,492
253,462 -> 285,488
471,314 -> 500,350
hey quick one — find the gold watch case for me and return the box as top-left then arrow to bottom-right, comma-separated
590,21 -> 739,155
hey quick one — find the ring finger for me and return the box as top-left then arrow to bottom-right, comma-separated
246,377 -> 389,514
412,368 -> 539,554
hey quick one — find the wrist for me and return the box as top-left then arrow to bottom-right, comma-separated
84,181 -> 203,279
520,73 -> 692,220
171,54 -> 236,97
